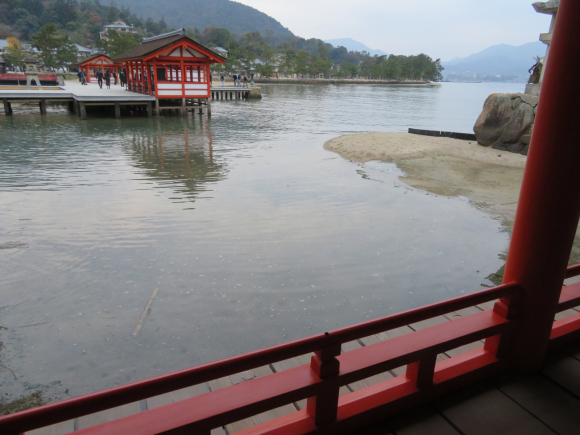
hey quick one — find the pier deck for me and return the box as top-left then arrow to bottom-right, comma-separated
0,82 -> 251,118
23,276 -> 580,435
1,81 -> 155,119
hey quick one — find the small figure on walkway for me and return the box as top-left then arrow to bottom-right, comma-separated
113,71 -> 118,85
80,70 -> 87,85
96,70 -> 103,89
243,76 -> 248,87
220,74 -> 224,86
105,70 -> 111,89
77,70 -> 83,83
120,70 -> 126,88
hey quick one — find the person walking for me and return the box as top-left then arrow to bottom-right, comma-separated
96,69 -> 103,89
113,71 -> 118,86
243,76 -> 248,87
120,70 -> 126,88
220,74 -> 224,86
80,70 -> 87,85
105,70 -> 111,89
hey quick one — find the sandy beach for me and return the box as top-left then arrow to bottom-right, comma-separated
325,132 -> 526,219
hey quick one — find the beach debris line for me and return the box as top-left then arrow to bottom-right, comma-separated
133,288 -> 159,336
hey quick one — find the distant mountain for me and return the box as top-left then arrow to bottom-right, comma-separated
324,38 -> 387,56
442,42 -> 546,78
108,0 -> 294,37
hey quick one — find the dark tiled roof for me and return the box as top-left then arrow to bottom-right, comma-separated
75,53 -> 112,66
113,35 -> 226,63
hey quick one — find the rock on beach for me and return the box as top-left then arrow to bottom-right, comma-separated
473,93 -> 539,156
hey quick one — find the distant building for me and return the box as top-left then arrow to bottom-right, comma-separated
75,44 -> 91,61
99,20 -> 138,41
0,39 -> 9,53
212,47 -> 229,58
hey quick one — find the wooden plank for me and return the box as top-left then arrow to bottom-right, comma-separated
387,406 -> 460,435
147,384 -> 226,435
493,371 -> 580,435
542,353 -> 580,397
435,382 -> 556,435
26,420 -> 75,435
146,383 -> 209,409
342,340 -> 393,390
555,308 -> 579,321
77,402 -> 142,429
208,365 -> 298,433
360,326 -> 416,376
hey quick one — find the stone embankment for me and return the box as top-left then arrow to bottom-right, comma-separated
473,93 -> 539,155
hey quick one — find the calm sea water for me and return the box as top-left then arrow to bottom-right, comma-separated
0,82 -> 524,400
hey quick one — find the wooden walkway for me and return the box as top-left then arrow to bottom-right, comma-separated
24,277 -> 580,434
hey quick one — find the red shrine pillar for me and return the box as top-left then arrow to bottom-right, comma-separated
497,0 -> 580,371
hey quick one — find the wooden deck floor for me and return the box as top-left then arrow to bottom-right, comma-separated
25,277 -> 580,435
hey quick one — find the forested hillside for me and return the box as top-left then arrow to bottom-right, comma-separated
108,0 -> 293,40
0,0 -> 169,44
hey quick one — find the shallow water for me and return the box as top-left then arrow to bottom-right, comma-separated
0,82 -> 524,400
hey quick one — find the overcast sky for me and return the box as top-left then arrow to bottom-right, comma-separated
235,0 -> 552,61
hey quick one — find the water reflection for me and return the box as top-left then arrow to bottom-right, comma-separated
127,119 -> 226,206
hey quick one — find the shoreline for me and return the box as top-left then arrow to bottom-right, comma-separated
253,78 -> 440,86
324,132 -> 580,268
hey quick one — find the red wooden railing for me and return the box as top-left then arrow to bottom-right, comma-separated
2,268 -> 580,435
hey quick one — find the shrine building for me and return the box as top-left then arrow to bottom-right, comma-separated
114,29 -> 226,113
75,53 -> 120,84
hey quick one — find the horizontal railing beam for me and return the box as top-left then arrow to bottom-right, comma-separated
558,281 -> 580,312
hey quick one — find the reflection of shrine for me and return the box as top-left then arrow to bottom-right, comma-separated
127,119 -> 225,203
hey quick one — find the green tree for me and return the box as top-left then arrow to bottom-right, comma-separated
3,41 -> 26,69
20,0 -> 44,17
52,0 -> 77,27
30,23 -> 77,69
202,26 -> 231,48
97,29 -> 142,57
294,50 -> 310,76
338,61 -> 358,78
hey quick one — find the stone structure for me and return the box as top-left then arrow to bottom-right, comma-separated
24,56 -> 41,90
526,0 -> 560,96
473,93 -> 539,155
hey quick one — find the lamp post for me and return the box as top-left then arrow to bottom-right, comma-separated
250,67 -> 255,86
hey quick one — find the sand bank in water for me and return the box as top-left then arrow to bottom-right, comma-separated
324,132 -> 526,220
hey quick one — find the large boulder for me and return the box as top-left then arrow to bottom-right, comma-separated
473,93 -> 538,156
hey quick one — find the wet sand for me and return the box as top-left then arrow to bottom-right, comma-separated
324,132 -> 526,220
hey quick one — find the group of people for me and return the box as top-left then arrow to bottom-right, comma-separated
76,69 -> 128,89
218,72 -> 248,87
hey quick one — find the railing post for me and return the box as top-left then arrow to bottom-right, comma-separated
406,354 -> 437,388
307,343 -> 341,426
496,0 -> 580,372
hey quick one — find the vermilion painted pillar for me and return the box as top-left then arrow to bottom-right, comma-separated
498,0 -> 580,371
